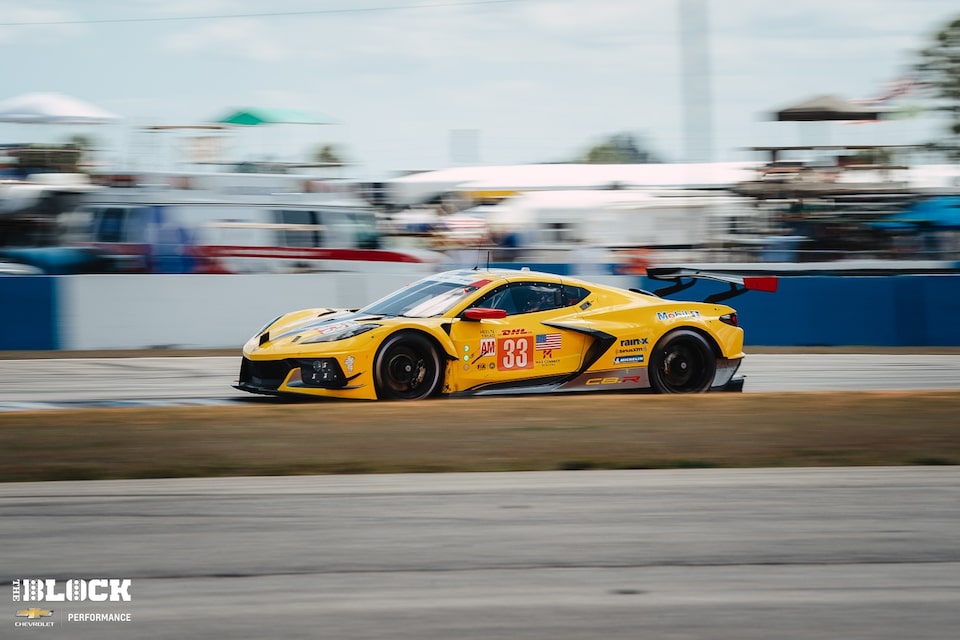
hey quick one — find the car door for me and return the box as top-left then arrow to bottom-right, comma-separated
447,282 -> 588,391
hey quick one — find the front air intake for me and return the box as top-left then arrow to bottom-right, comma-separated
239,358 -> 292,391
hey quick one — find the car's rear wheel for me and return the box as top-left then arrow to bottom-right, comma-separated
373,332 -> 443,400
649,329 -> 716,393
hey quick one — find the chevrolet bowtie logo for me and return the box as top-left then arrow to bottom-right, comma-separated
17,608 -> 53,619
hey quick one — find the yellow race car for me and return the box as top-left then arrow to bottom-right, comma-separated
236,268 -> 775,400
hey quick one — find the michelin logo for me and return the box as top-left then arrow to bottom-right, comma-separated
614,355 -> 644,364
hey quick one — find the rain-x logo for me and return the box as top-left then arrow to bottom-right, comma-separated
13,578 -> 132,603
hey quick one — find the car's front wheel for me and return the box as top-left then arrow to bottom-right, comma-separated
649,329 -> 717,393
373,332 -> 443,400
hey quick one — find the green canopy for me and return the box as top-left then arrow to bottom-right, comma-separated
214,107 -> 335,126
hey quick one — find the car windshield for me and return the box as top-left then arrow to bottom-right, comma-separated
360,278 -> 481,318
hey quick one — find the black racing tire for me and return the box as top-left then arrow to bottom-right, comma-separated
648,329 -> 717,394
373,332 -> 444,400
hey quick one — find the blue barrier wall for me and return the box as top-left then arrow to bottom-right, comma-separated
636,274 -> 960,347
1,273 -> 959,350
0,276 -> 59,350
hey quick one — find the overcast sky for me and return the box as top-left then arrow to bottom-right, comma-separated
1,0 -> 957,178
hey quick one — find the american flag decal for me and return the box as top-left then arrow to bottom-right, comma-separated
536,333 -> 562,350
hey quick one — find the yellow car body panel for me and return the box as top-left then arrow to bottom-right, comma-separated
237,268 -> 749,400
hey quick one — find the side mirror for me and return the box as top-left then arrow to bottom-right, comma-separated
463,308 -> 508,321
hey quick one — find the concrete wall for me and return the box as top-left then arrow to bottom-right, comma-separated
2,272 -> 418,351
2,271 -> 960,350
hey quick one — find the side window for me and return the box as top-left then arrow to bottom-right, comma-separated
472,286 -> 518,315
562,285 -> 590,307
276,210 -> 322,247
513,283 -> 561,314
471,282 -> 573,316
96,207 -> 126,243
124,207 -> 149,243
319,208 -> 378,248
471,283 -> 588,315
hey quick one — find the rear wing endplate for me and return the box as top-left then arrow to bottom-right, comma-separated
644,268 -> 778,303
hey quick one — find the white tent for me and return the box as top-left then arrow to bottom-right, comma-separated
386,162 -> 758,207
0,92 -> 119,124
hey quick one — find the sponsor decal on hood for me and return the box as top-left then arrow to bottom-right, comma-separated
273,311 -> 377,342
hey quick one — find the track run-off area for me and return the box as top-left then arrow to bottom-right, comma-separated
3,468 -> 960,639
1,352 -> 960,411
3,353 -> 959,638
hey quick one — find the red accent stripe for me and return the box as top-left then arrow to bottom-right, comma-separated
83,242 -> 427,264
743,276 -> 779,293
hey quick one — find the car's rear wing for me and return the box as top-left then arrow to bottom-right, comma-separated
643,268 -> 779,303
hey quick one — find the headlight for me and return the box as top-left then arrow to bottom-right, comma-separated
299,358 -> 347,387
300,323 -> 379,344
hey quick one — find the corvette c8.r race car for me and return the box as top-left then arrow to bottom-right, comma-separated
236,268 -> 776,400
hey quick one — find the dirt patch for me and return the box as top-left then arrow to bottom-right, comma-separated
1,391 -> 957,482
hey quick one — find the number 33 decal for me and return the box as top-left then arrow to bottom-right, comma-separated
499,337 -> 533,370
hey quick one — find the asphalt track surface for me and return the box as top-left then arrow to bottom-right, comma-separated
3,468 -> 959,639
3,358 -> 959,638
1,353 -> 960,411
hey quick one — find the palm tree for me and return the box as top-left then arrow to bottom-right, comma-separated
915,13 -> 960,161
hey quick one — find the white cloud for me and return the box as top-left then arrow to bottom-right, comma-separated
0,4 -> 83,44
164,18 -> 290,62
2,0 -> 957,175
